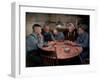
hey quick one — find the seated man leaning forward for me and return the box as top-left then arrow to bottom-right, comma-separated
26,24 -> 44,66
52,28 -> 65,41
75,24 -> 89,61
42,25 -> 54,42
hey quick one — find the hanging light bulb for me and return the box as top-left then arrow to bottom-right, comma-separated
56,19 -> 64,28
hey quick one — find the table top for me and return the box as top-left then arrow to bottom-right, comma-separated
41,41 -> 83,59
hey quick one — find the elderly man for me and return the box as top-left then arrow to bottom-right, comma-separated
64,23 -> 78,41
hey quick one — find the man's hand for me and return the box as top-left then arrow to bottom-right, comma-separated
37,33 -> 43,38
65,40 -> 77,46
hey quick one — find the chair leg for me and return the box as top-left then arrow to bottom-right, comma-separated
78,55 -> 83,64
78,55 -> 90,64
55,58 -> 58,65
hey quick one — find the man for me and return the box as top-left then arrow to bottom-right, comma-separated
42,25 -> 53,42
64,23 -> 77,41
75,24 -> 89,62
52,28 -> 65,41
26,24 -> 44,67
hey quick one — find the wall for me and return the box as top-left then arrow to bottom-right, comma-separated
26,13 -> 86,36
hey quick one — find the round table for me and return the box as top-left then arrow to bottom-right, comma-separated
41,41 -> 83,59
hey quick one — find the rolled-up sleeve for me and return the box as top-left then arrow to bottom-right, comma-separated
26,36 -> 38,52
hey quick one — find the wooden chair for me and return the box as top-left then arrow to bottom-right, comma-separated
42,51 -> 58,66
78,54 -> 89,64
